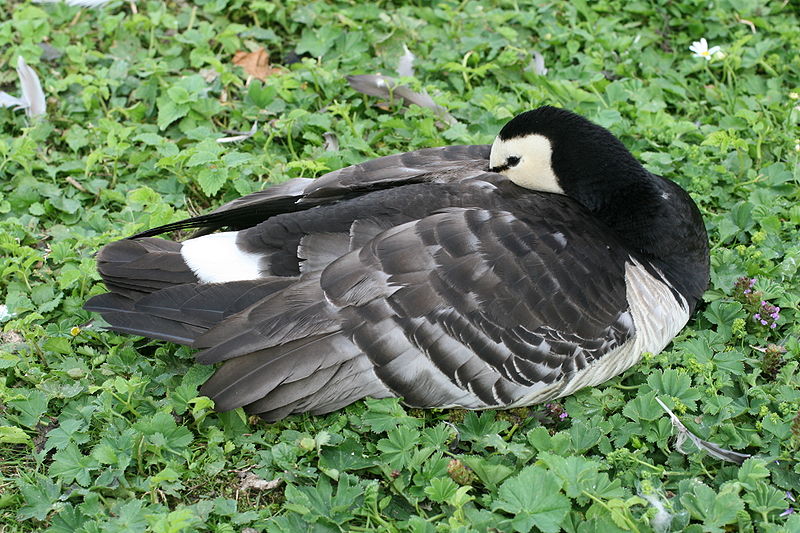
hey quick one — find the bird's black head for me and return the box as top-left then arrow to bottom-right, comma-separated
489,106 -> 648,211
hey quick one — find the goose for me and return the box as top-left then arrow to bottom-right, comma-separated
84,106 -> 709,421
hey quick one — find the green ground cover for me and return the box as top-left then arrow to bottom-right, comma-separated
1,0 -> 799,531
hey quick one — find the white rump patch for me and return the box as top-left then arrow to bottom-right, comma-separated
181,231 -> 263,283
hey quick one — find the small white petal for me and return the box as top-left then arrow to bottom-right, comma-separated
689,38 -> 709,55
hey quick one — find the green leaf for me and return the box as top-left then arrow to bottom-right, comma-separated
44,418 -> 88,451
679,480 -> 744,533
537,453 -> 624,500
0,425 -> 30,444
461,456 -> 513,489
46,503 -> 88,533
16,475 -> 61,521
737,458 -> 770,490
458,411 -> 510,444
156,97 -> 190,130
196,167 -> 228,196
569,421 -> 602,453
9,390 -> 48,428
319,439 -> 375,472
221,151 -> 253,168
360,398 -> 422,433
295,26 -> 341,57
527,427 -> 571,455
166,86 -> 192,105
186,140 -> 224,166
622,391 -> 664,422
376,426 -> 421,469
49,442 -> 99,486
742,482 -> 786,517
133,412 -> 193,457
646,369 -> 700,407
703,301 -> 745,339
283,474 -> 365,526
493,465 -> 570,533
424,477 -> 459,503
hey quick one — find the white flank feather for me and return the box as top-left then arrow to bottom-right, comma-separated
181,232 -> 263,283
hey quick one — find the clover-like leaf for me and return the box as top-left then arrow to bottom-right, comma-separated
493,465 -> 570,533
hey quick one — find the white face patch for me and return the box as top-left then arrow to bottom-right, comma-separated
181,231 -> 263,283
489,134 -> 564,194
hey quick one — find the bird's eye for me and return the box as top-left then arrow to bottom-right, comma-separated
507,156 -> 521,167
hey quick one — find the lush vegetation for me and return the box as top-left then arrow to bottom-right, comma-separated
1,0 -> 799,531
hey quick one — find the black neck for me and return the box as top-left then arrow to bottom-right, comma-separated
593,173 -> 709,311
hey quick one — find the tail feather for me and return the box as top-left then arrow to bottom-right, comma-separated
134,278 -> 295,327
85,279 -> 295,345
95,238 -> 198,298
85,293 -> 203,344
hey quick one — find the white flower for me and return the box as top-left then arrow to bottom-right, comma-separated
689,38 -> 721,61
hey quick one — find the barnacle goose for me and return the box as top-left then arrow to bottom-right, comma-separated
84,106 -> 709,421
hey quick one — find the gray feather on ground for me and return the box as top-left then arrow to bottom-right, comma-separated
656,397 -> 750,465
347,74 -> 455,125
33,0 -> 117,8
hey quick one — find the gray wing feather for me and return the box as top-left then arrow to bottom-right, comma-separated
301,145 -> 490,201
185,206 -> 635,415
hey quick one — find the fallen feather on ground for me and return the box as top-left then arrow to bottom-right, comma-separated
531,50 -> 548,75
0,57 -> 46,118
346,74 -> 455,125
323,132 -> 339,151
33,0 -> 117,7
217,122 -> 258,143
238,472 -> 282,492
397,44 -> 416,78
656,397 -> 750,465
